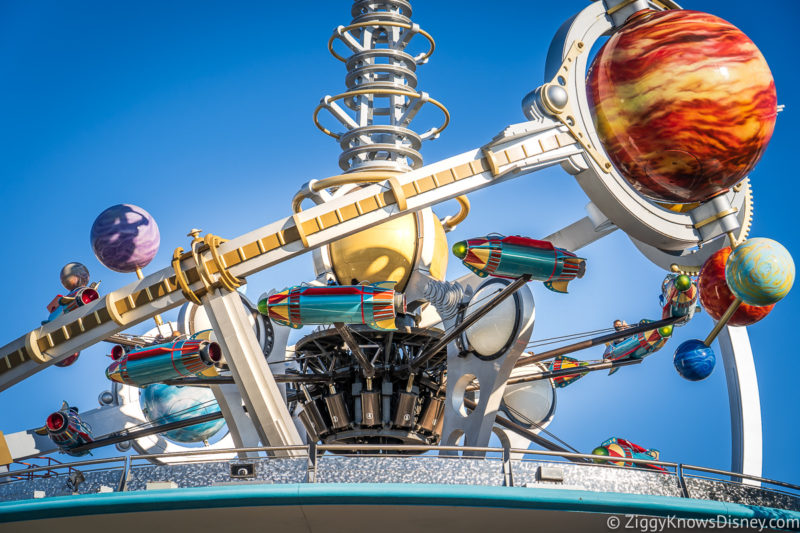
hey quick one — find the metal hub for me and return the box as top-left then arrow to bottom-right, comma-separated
289,324 -> 448,449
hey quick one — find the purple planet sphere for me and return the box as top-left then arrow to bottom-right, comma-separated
90,204 -> 160,273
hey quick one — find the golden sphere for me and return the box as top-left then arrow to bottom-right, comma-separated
329,209 -> 448,291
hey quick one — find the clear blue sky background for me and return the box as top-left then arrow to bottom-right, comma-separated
0,1 -> 797,482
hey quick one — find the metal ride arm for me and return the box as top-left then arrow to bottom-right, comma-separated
0,117 -> 582,391
0,0 -> 750,393
515,316 -> 682,367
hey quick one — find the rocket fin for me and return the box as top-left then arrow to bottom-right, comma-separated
545,280 -> 570,293
464,263 -> 488,277
368,317 -> 397,331
549,355 -> 590,388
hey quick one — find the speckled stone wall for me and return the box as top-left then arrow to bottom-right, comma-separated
2,455 -> 799,513
685,477 -> 800,512
0,469 -> 123,502
125,458 -> 307,491
316,456 -> 505,485
513,460 -> 684,497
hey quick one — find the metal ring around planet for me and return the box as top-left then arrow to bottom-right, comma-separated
542,0 -> 752,256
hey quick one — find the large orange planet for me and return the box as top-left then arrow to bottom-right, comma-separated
698,247 -> 774,326
587,10 -> 777,203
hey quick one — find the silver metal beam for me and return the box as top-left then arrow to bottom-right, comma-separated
718,326 -> 763,484
201,288 -> 302,455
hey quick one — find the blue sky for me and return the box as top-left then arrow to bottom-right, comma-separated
0,1 -> 798,483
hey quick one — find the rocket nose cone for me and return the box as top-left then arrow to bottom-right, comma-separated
591,446 -> 610,463
106,364 -> 123,383
675,274 -> 692,292
452,241 -> 468,259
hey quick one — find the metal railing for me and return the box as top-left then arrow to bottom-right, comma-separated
2,443 -> 798,504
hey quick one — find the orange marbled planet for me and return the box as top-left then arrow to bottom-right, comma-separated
586,10 -> 777,203
698,247 -> 774,326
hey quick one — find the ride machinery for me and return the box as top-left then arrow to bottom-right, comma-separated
0,0 -> 798,529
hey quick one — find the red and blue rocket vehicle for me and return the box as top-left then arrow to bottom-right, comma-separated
106,338 -> 223,387
43,263 -> 101,367
451,234 -> 586,293
541,273 -> 701,387
660,273 -> 699,324
40,402 -> 94,457
591,437 -> 666,472
259,281 -> 403,331
44,285 -> 100,324
603,319 -> 673,374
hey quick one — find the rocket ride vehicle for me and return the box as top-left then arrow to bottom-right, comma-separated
592,437 -> 666,472
603,320 -> 673,374
452,235 -> 585,293
660,273 -> 699,323
39,402 -> 94,457
44,285 -> 100,324
106,338 -> 223,387
43,263 -> 101,367
260,282 -> 403,331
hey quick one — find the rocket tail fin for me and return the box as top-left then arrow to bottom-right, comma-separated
544,280 -> 570,294
549,356 -> 590,388
464,263 -> 488,278
367,317 -> 397,331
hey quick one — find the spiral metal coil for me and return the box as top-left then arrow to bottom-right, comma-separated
315,1 -> 449,173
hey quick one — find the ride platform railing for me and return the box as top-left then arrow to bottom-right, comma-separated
1,444 -> 798,510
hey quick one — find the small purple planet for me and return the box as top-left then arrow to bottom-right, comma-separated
90,204 -> 160,273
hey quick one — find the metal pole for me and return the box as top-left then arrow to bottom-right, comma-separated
334,323 -> 375,378
463,398 -> 586,462
164,374 -> 332,386
411,275 -> 531,370
68,411 -> 224,455
515,315 -> 681,367
705,297 -> 742,346
509,357 -> 642,384
466,357 -> 642,391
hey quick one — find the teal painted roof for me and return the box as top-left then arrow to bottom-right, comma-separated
2,483 -> 799,524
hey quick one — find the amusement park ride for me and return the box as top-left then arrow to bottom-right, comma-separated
1,0 -> 799,530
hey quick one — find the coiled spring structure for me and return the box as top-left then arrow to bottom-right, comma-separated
314,0 -> 449,172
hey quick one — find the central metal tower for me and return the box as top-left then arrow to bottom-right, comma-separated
314,0 -> 449,172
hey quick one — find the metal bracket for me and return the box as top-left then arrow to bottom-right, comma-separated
540,41 -> 612,173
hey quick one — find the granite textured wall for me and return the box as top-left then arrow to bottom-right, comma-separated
3,454 -> 800,513
125,458 -> 307,491
0,469 -> 123,502
513,460 -> 684,498
316,456 -> 505,485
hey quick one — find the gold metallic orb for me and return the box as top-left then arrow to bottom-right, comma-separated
329,209 -> 448,291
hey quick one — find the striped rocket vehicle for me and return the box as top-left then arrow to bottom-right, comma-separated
591,437 -> 667,472
43,283 -> 100,325
105,338 -> 223,387
451,235 -> 586,293
43,283 -> 101,368
37,402 -> 94,457
660,273 -> 699,323
603,319 -> 673,375
259,282 -> 402,331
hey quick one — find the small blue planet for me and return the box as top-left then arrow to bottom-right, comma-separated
140,383 -> 226,443
673,339 -> 716,381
